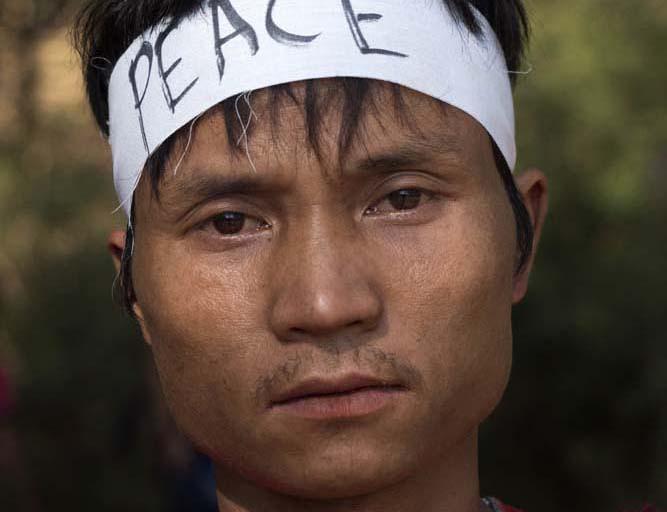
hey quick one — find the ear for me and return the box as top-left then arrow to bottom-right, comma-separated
512,169 -> 549,304
107,230 -> 153,345
108,230 -> 126,274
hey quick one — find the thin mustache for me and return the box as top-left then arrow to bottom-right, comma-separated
254,346 -> 422,407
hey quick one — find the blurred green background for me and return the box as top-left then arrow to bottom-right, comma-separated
0,0 -> 665,510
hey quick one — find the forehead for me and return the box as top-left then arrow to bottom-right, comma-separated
135,80 -> 495,214
197,84 -> 465,156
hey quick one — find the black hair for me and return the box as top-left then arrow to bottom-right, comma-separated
73,0 -> 533,315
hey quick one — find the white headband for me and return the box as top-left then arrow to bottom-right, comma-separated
108,0 -> 516,216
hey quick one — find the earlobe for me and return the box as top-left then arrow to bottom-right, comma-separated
108,230 -> 126,274
131,299 -> 153,346
512,169 -> 549,304
134,311 -> 154,346
107,230 -> 153,346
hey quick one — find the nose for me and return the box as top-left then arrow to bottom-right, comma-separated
268,218 -> 383,343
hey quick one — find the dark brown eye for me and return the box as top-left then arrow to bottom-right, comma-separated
212,210 -> 272,237
204,210 -> 270,239
212,212 -> 246,235
365,188 -> 430,217
387,189 -> 423,211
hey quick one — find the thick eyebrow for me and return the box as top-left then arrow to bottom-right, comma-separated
162,173 -> 285,222
174,174 -> 276,201
349,132 -> 464,176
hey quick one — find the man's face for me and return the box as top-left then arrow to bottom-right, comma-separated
130,84 -> 521,499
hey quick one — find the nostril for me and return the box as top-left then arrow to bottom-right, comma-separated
269,263 -> 383,342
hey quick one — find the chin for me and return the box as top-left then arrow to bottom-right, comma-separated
207,428 -> 417,501
264,451 -> 412,500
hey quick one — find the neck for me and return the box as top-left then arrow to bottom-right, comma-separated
214,430 -> 482,512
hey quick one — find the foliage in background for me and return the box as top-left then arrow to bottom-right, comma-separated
480,2 -> 667,509
1,0 -> 665,510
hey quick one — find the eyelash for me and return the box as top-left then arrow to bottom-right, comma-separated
199,187 -> 437,238
364,188 -> 436,217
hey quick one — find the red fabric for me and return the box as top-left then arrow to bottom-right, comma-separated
497,503 -> 524,512
495,501 -> 662,512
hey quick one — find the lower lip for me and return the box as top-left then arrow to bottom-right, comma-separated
271,387 -> 405,420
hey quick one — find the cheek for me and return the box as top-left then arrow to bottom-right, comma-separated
133,240 -> 272,453
378,196 -> 515,429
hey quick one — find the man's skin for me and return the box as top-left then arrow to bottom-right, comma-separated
109,83 -> 548,512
